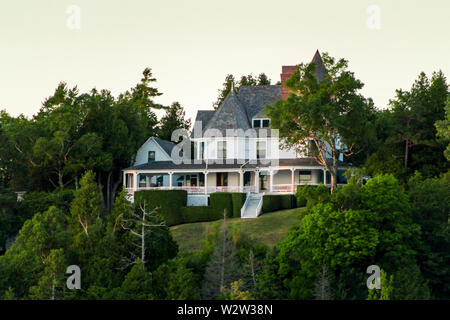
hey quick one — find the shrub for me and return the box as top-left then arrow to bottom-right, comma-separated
209,193 -> 233,219
134,190 -> 187,226
296,185 -> 315,207
330,184 -> 362,211
296,184 -> 330,208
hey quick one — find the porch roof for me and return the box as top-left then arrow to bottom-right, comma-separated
124,158 -> 352,172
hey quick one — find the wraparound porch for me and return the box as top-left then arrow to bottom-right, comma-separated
123,167 -> 348,200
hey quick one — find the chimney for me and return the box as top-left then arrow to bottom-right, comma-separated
280,65 -> 297,100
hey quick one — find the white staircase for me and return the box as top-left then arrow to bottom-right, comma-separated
241,193 -> 263,219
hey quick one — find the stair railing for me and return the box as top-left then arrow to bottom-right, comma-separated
240,192 -> 251,217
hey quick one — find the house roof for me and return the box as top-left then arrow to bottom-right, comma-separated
191,85 -> 282,137
152,137 -> 176,157
191,51 -> 327,136
203,89 -> 252,135
124,158 -> 351,171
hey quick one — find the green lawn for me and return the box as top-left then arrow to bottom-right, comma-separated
170,207 -> 303,253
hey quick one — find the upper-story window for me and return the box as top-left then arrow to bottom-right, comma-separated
148,151 -> 155,162
257,141 -> 266,159
253,118 -> 270,128
217,141 -> 227,159
198,141 -> 205,160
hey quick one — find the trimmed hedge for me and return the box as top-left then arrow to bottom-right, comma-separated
134,190 -> 247,225
134,190 -> 187,226
262,194 -> 296,213
209,192 -> 233,219
281,194 -> 296,209
231,193 -> 247,218
262,195 -> 281,213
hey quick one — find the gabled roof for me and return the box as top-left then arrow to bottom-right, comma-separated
237,85 -> 281,120
203,89 -> 252,135
152,137 -> 176,157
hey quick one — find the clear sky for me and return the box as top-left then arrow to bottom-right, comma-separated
0,0 -> 449,122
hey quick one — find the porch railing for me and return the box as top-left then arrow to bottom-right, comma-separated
271,184 -> 295,193
128,182 -> 332,196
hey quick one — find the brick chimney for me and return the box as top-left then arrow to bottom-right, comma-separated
280,65 -> 297,100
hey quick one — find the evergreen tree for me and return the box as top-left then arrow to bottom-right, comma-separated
29,249 -> 67,300
158,102 -> 191,142
70,170 -> 102,236
116,259 -> 153,300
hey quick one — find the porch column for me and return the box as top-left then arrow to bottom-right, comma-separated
204,171 -> 208,194
323,168 -> 327,185
291,168 -> 295,193
239,170 -> 244,193
255,170 -> 260,193
169,172 -> 173,190
269,170 -> 274,193
133,172 -> 138,192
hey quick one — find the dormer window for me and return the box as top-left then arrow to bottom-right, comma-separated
148,151 -> 155,162
253,118 -> 270,128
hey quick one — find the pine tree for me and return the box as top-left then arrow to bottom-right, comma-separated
158,102 -> 191,142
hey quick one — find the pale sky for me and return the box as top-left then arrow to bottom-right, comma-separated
0,0 -> 449,123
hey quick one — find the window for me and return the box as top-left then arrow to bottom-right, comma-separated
125,174 -> 134,188
199,141 -> 205,159
139,175 -> 146,188
257,141 -> 266,159
217,141 -> 227,159
150,175 -> 164,187
299,170 -> 312,182
253,119 -> 269,128
148,151 -> 155,162
216,173 -> 228,186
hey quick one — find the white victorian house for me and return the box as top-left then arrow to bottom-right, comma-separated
123,51 -> 351,209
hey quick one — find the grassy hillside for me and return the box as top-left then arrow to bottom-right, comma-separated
170,208 -> 303,252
